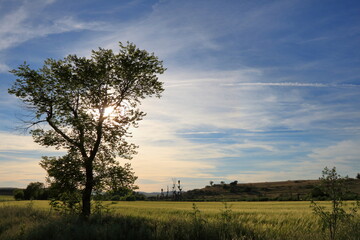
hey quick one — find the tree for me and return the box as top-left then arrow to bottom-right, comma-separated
24,182 -> 47,200
311,167 -> 359,240
13,189 -> 24,200
8,42 -> 165,217
357,173 -> 360,180
177,180 -> 183,199
229,181 -> 238,186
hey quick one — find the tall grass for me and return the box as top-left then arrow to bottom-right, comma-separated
0,201 -> 359,240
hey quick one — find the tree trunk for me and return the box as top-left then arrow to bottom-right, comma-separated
81,118 -> 103,218
82,158 -> 94,218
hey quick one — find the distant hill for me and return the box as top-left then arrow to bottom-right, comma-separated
138,192 -> 161,197
183,179 -> 360,201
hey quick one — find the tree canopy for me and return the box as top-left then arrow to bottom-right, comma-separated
8,42 -> 165,217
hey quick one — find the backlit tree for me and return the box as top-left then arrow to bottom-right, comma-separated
8,42 -> 165,217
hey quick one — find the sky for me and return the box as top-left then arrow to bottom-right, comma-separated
0,0 -> 359,192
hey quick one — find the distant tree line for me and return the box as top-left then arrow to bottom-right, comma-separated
13,182 -> 48,200
13,173 -> 360,202
13,181 -> 145,201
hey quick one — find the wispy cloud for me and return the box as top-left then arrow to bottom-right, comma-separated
0,160 -> 46,188
0,0 -> 105,51
222,82 -> 360,88
0,132 -> 61,152
308,140 -> 360,169
0,131 -> 65,188
0,63 -> 9,73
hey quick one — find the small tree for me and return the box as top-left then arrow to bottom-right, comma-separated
177,180 -> 183,199
229,180 -> 238,186
356,173 -> 360,180
172,178 -> 177,199
311,167 -> 358,240
160,188 -> 164,199
9,42 -> 165,217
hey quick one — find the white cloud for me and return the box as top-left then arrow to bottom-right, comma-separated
224,142 -> 276,152
225,139 -> 360,183
226,170 -> 304,184
0,63 -> 9,73
0,0 -> 105,51
308,140 -> 360,170
222,82 -> 360,88
0,132 -> 62,153
0,160 -> 46,188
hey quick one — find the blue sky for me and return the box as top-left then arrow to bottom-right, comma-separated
0,0 -> 359,192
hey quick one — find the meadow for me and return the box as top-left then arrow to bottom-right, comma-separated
0,195 -> 14,202
0,199 -> 359,240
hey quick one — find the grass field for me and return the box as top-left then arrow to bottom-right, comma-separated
0,195 -> 14,201
0,199 -> 359,240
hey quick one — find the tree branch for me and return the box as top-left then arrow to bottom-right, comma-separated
89,103 -> 107,161
64,96 -> 89,159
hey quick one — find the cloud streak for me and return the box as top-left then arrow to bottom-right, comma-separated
0,0 -> 105,51
0,132 -> 61,153
0,63 -> 10,73
222,82 -> 360,88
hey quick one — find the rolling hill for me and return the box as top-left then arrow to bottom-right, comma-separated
183,179 -> 360,201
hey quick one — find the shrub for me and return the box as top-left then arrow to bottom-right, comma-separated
111,195 -> 121,201
311,186 -> 327,199
125,195 -> 136,201
13,189 -> 24,200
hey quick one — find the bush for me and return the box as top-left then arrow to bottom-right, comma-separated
13,189 -> 24,200
311,186 -> 327,199
24,182 -> 48,200
222,185 -> 230,190
125,195 -> 136,201
110,195 -> 121,201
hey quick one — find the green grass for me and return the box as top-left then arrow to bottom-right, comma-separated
0,195 -> 14,201
0,201 -> 359,240
1,200 -> 49,210
105,201 -> 359,239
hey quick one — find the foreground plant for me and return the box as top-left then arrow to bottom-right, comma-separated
311,167 -> 359,240
8,42 -> 165,217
